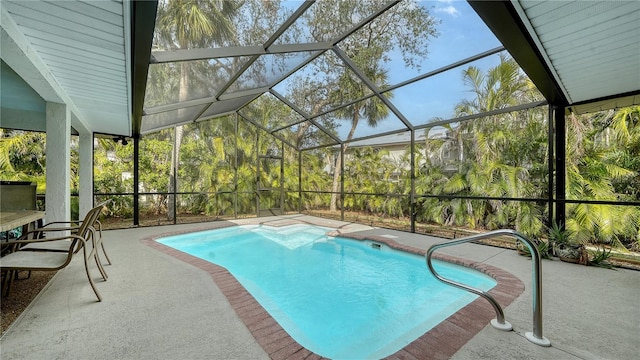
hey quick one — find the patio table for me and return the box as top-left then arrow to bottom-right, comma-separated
0,210 -> 45,235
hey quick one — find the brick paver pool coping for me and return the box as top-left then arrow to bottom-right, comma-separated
142,220 -> 524,360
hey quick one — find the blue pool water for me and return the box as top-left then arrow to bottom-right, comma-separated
159,224 -> 496,359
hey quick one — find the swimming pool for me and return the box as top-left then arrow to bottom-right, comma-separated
158,224 -> 497,359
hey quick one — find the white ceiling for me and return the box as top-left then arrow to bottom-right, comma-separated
512,0 -> 640,113
0,0 -> 131,136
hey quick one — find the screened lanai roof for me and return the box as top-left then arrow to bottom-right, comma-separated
141,0 -> 640,149
142,0 -> 509,147
1,1 -> 638,140
141,1 -> 516,147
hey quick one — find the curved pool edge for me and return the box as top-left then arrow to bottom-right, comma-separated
142,223 -> 524,360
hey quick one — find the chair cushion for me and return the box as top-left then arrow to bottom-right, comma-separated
21,239 -> 73,252
0,251 -> 71,270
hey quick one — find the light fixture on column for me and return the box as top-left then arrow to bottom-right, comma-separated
113,136 -> 128,146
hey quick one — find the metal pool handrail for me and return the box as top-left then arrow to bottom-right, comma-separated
425,229 -> 551,347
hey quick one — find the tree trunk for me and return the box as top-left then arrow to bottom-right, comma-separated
168,125 -> 184,220
295,122 -> 311,148
329,110 -> 360,212
458,131 -> 464,162
329,147 -> 343,211
168,62 -> 189,220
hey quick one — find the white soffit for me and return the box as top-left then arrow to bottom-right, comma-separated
514,0 -> 640,107
1,1 -> 131,136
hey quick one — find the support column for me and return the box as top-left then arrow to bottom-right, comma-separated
340,145 -> 344,221
133,136 -> 140,226
78,131 -> 94,219
233,115 -> 238,218
298,149 -> 302,213
554,105 -> 566,227
45,102 -> 71,226
410,129 -> 416,233
547,106 -> 554,228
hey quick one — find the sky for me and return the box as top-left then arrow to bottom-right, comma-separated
336,0 -> 505,139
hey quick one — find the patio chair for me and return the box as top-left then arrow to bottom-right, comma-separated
19,202 -> 111,280
0,205 -> 105,301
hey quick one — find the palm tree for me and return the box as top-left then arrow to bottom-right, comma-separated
172,117 -> 234,217
0,129 -> 47,189
328,66 -> 391,211
453,54 -> 538,163
93,137 -> 135,218
155,0 -> 240,220
298,0 -> 438,212
608,106 -> 640,203
608,106 -> 640,147
425,56 -> 546,233
300,150 -> 332,211
564,110 -> 637,248
0,129 -> 25,179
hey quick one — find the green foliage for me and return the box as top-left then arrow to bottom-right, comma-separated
342,146 -> 405,217
410,57 -> 550,237
564,108 -> 640,249
548,221 -> 572,245
588,246 -> 614,268
516,239 -> 551,260
0,130 -> 47,190
70,195 -> 80,221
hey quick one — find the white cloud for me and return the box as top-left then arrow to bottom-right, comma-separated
435,5 -> 460,17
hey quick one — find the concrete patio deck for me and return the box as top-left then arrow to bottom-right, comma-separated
1,215 -> 638,359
